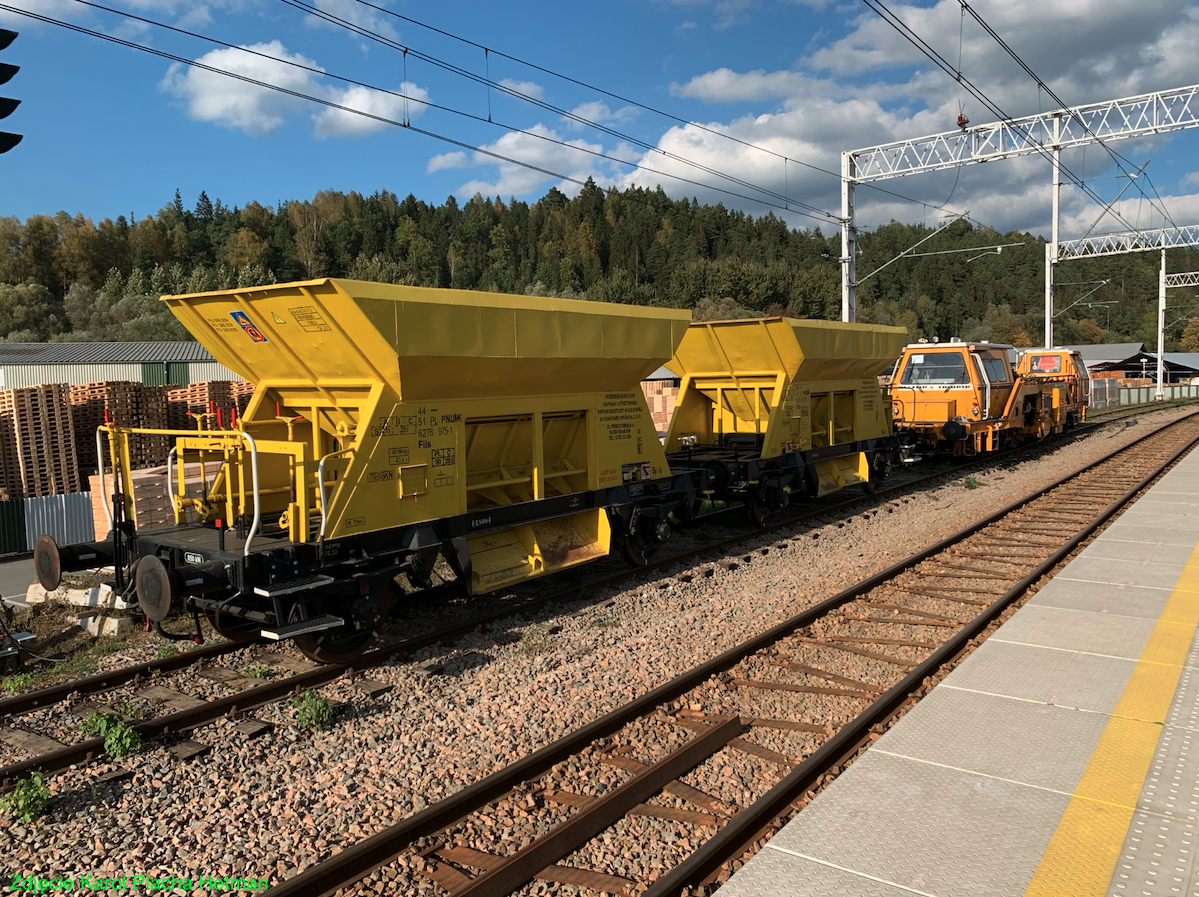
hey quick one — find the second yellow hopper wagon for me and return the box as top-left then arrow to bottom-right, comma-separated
32,279 -> 703,663
663,317 -> 908,524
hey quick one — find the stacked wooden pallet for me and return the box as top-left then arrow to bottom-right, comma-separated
89,464 -> 216,532
641,378 -> 680,434
231,379 -> 256,417
0,385 -> 82,499
70,381 -> 171,473
167,381 -> 234,430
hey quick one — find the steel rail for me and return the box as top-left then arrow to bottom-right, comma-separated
0,400 -> 1104,723
0,402 -> 1187,788
266,409 -> 1199,897
0,641 -> 240,718
644,420 -> 1199,896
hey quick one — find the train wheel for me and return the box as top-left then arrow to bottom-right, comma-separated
294,588 -> 392,664
615,529 -> 662,567
294,629 -> 374,665
747,487 -> 779,529
203,608 -> 263,643
613,506 -> 666,567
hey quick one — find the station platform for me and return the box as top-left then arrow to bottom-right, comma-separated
721,447 -> 1199,897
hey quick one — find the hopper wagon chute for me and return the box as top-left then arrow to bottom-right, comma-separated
663,317 -> 907,525
33,279 -> 701,663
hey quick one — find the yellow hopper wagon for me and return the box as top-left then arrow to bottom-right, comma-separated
33,279 -> 703,663
663,317 -> 907,525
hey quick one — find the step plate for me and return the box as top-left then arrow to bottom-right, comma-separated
253,574 -> 334,598
259,614 -> 344,640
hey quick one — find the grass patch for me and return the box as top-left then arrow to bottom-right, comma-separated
114,701 -> 144,720
543,600 -> 560,614
292,690 -> 334,731
2,672 -> 32,695
154,644 -> 177,660
52,654 -> 98,678
243,664 -> 272,679
1,772 -> 49,823
964,476 -> 982,490
518,628 -> 551,656
591,616 -> 620,629
89,636 -> 124,656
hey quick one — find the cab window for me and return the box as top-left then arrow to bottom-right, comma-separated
900,352 -> 969,385
982,357 -> 1009,382
1028,354 -> 1062,374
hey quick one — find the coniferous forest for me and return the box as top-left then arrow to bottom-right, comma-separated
3,179 -> 1199,349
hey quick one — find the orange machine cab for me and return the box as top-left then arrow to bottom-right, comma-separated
1015,347 -> 1090,433
890,342 -> 1086,459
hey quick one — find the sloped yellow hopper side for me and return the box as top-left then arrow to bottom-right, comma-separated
664,317 -> 907,494
162,278 -> 690,593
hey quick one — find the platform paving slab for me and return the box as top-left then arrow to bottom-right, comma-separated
719,446 -> 1199,897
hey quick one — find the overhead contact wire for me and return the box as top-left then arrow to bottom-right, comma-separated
46,0 -> 837,226
279,0 -> 840,220
861,0 -> 1154,241
957,0 -> 1176,228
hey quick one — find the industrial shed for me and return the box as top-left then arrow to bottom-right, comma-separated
0,342 -> 241,388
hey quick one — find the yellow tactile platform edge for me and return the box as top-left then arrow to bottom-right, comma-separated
1024,548 -> 1199,896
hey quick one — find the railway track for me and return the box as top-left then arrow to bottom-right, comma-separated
0,401 -> 1191,789
252,408 -> 1199,897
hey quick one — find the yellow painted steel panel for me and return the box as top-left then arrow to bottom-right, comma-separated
163,278 -> 690,400
663,317 -> 905,460
666,317 -> 907,384
156,279 -> 688,593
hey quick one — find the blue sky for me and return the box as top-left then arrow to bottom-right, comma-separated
4,0 -> 1199,240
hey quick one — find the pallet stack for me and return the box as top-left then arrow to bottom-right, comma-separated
0,384 -> 82,499
231,379 -> 256,417
641,378 -> 680,434
70,381 -> 171,474
167,381 -> 234,431
88,463 -> 216,532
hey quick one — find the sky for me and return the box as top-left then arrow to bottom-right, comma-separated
3,0 -> 1199,242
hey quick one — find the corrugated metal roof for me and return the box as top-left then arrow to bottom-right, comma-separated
645,366 -> 680,381
0,342 -> 213,364
1060,342 -> 1144,364
1164,353 -> 1199,369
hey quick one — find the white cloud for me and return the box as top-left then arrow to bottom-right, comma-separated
498,78 -> 544,101
562,101 -> 638,131
458,124 -> 607,198
303,0 -> 399,41
427,151 -> 469,173
160,41 -> 323,136
655,0 -> 763,30
608,0 -> 1199,237
313,81 -> 428,138
671,68 -> 815,102
0,0 -> 256,30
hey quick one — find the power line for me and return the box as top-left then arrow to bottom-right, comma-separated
956,0 -> 1176,229
860,0 -> 1154,241
47,0 -> 837,225
280,0 -> 840,220
0,5 -> 619,191
333,0 -> 979,221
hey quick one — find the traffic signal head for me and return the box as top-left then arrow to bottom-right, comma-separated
0,29 -> 18,154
